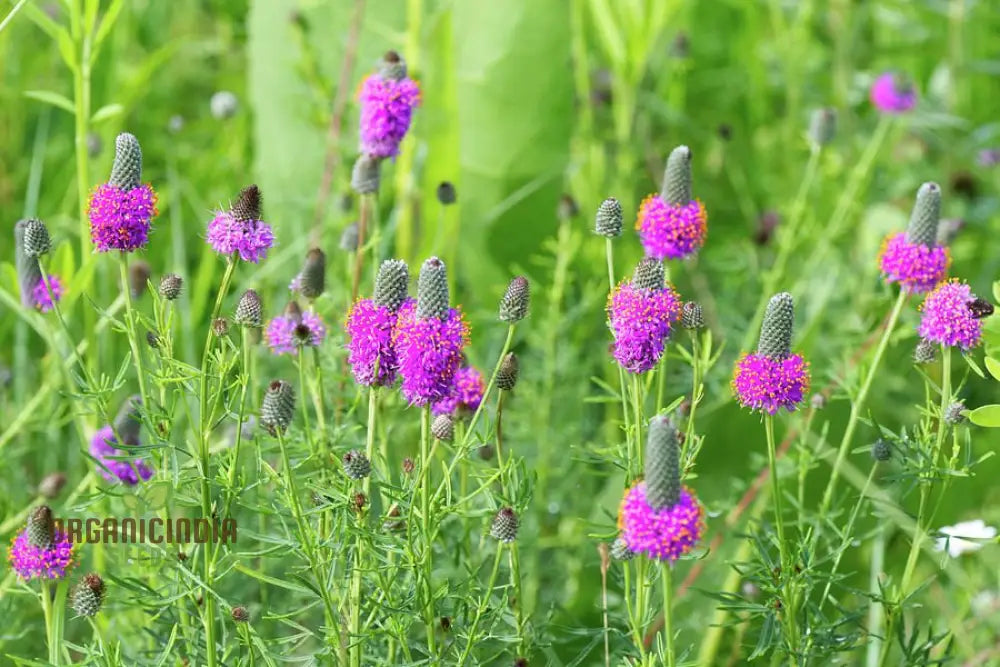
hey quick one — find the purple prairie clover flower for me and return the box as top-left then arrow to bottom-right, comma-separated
393,299 -> 470,406
878,233 -> 950,292
344,297 -> 414,386
265,310 -> 327,356
917,280 -> 985,350
432,366 -> 485,416
870,72 -> 917,114
618,483 -> 705,562
32,275 -> 64,312
607,279 -> 681,374
205,213 -> 274,263
87,183 -> 158,252
731,353 -> 811,415
89,426 -> 154,485
8,530 -> 74,581
358,55 -> 421,159
635,195 -> 707,260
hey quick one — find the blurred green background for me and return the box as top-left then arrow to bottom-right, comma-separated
2,0 -> 1000,663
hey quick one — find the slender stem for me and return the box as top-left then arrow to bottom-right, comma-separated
661,564 -> 675,667
632,374 -> 644,474
296,348 -> 316,455
606,238 -> 632,473
634,558 -> 649,663
817,290 -> 907,522
419,406 -> 437,657
816,467 -> 876,616
683,332 -> 702,461
41,581 -> 54,664
73,17 -> 92,265
352,193 -> 373,302
118,255 -> 151,411
459,325 -> 516,451
351,386 -> 378,666
866,523 -> 888,667
765,415 -> 798,655
510,542 -> 526,655
495,391 -> 506,488
457,544 -> 505,665
50,580 -> 67,665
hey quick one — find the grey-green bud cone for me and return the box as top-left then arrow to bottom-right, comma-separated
231,606 -> 250,623
351,154 -> 381,194
595,197 -> 623,238
342,450 -> 371,480
632,258 -> 664,291
159,273 -> 183,300
109,133 -> 143,190
431,414 -> 454,442
71,573 -> 106,617
497,352 -> 519,391
904,182 -> 941,248
490,507 -> 519,543
231,185 -> 262,222
298,249 -> 326,299
681,302 -> 704,330
14,220 -> 42,307
23,219 -> 52,258
757,292 -> 795,360
27,505 -> 55,548
113,395 -> 143,446
661,145 -> 692,205
339,223 -> 359,252
499,276 -> 530,322
871,439 -> 892,462
416,257 -> 450,319
945,401 -> 966,424
610,537 -> 635,561
644,416 -> 681,510
235,289 -> 263,327
261,380 -> 295,435
914,338 -> 936,364
374,259 -> 410,312
808,108 -> 837,146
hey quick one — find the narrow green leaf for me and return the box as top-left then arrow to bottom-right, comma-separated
985,356 -> 1000,382
91,103 -> 124,124
968,404 -> 1000,428
233,563 -> 313,595
23,90 -> 75,114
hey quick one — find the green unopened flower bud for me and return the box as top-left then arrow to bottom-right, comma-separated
342,450 -> 372,480
808,108 -> 837,146
499,276 -> 530,322
436,181 -> 457,205
109,133 -> 143,190
757,292 -> 795,360
871,439 -> 892,462
351,154 -> 381,195
681,302 -> 704,330
128,260 -> 151,298
644,416 -> 681,510
490,507 -> 519,543
945,401 -> 966,424
661,145 -> 692,205
231,185 -> 262,222
416,257 -> 450,320
71,573 -> 106,617
27,505 -> 55,548
260,380 -> 295,436
14,220 -> 42,307
431,414 -> 454,442
23,219 -> 52,258
231,606 -> 250,623
379,50 -> 407,81
297,248 -> 326,299
595,197 -> 623,238
904,182 -> 941,248
374,259 -> 410,312
610,537 -> 635,561
235,289 -> 263,327
914,338 -> 936,364
339,223 -> 359,252
114,394 -> 143,446
497,353 -> 519,391
159,273 -> 183,300
632,258 -> 664,291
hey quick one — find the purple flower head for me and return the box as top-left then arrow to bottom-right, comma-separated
393,300 -> 469,406
635,194 -> 707,261
8,528 -> 74,580
432,366 -> 485,416
878,233 -> 950,293
89,425 -> 154,485
358,71 -> 421,159
917,280 -> 985,350
607,280 -> 681,373
87,183 -> 158,252
32,274 -> 64,312
206,211 -> 274,263
265,311 -> 327,356
618,482 -> 704,562
731,353 -> 810,415
344,297 -> 413,386
870,72 -> 917,114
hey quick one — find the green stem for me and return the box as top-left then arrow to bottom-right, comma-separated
632,374 -> 644,474
296,348 -> 316,456
866,523 -> 888,667
510,542 -> 526,655
419,406 -> 437,657
606,238 -> 633,474
765,414 -> 798,655
682,332 -> 702,461
118,255 -> 152,413
817,290 -> 907,523
351,387 -> 378,667
456,544 -> 505,665
662,564 -> 675,667
72,15 -> 92,266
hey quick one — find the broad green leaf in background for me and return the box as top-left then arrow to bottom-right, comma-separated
968,404 -> 1000,428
